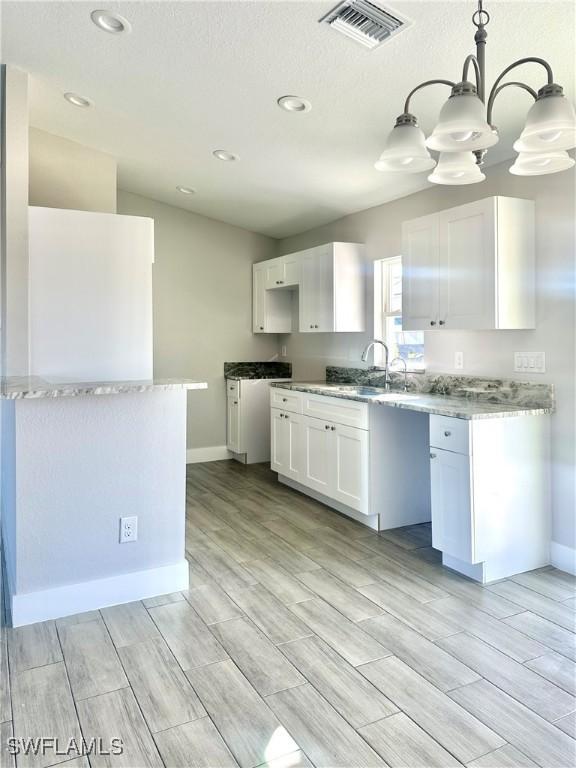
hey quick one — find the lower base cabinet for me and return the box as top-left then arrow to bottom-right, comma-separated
430,447 -> 474,562
271,402 -> 369,514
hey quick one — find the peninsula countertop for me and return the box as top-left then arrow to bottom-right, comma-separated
0,376 -> 208,400
270,381 -> 553,420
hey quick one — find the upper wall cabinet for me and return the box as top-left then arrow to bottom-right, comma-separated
402,197 -> 535,331
253,242 -> 365,334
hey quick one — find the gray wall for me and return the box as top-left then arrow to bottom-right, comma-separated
29,128 -> 117,213
277,161 -> 576,556
117,190 -> 280,453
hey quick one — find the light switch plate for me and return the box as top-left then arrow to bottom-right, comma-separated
514,352 -> 546,373
281,345 -> 287,357
454,351 -> 464,370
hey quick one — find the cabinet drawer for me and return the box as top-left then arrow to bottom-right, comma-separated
302,393 -> 368,430
270,388 -> 303,414
430,415 -> 470,455
226,379 -> 240,399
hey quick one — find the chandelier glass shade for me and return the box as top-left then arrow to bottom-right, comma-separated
510,150 -> 575,176
375,118 -> 436,173
375,1 -> 575,185
428,152 -> 486,185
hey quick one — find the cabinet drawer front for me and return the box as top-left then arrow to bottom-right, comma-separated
303,393 -> 369,429
226,379 -> 240,399
430,415 -> 470,454
270,388 -> 303,414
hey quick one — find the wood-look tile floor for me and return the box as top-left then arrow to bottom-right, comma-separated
1,460 -> 575,768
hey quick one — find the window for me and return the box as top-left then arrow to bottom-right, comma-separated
374,256 -> 425,369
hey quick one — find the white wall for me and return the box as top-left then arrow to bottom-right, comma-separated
117,190 -> 280,452
277,161 -> 576,558
29,128 -> 117,213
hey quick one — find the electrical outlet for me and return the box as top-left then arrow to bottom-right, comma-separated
514,352 -> 546,373
454,351 -> 464,370
281,345 -> 287,357
119,516 -> 138,543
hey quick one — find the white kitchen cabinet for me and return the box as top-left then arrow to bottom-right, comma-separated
252,263 -> 293,334
332,422 -> 369,512
253,242 -> 364,334
430,447 -> 473,562
429,413 -> 550,583
271,410 -> 304,481
402,196 -> 535,331
227,378 -> 291,462
302,416 -> 334,497
299,242 -> 365,333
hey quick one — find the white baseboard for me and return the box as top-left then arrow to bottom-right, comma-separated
186,445 -> 232,464
10,559 -> 189,627
551,541 -> 576,575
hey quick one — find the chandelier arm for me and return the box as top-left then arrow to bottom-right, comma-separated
462,55 -> 482,92
486,81 -> 538,126
488,57 -> 554,112
403,79 -> 456,115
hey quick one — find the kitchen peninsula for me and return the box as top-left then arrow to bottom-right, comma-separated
1,377 -> 207,626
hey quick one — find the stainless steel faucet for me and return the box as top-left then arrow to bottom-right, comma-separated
390,356 -> 408,391
361,339 -> 390,387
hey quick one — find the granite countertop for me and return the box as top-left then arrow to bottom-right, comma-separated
224,361 -> 292,381
0,377 -> 208,400
270,381 -> 553,420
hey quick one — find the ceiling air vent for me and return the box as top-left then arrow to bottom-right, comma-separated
319,0 -> 410,49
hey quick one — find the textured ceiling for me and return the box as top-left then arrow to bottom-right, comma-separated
2,1 -> 574,237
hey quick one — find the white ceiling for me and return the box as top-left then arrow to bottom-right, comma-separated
2,1 -> 575,237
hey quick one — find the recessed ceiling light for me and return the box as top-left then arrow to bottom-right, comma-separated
277,95 -> 312,113
176,185 -> 195,195
212,150 -> 239,162
90,9 -> 131,34
64,92 -> 92,108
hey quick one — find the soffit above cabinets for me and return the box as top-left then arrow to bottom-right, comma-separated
2,1 -> 574,237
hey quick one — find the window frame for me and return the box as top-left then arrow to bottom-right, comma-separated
373,256 -> 425,371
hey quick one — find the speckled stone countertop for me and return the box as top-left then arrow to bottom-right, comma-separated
0,376 -> 208,400
270,381 -> 553,420
224,361 -> 292,380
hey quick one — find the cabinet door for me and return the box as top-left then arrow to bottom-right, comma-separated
271,410 -> 304,480
439,198 -> 496,329
227,397 -> 241,453
299,248 -> 333,332
265,258 -> 285,289
332,424 -> 369,513
253,264 -> 266,333
271,409 -> 288,473
402,214 -> 440,330
302,416 -> 333,495
430,448 -> 474,562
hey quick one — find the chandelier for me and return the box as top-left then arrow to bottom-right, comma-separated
375,0 -> 576,184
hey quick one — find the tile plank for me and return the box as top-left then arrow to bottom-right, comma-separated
117,637 -> 206,732
359,656 -> 505,763
11,662 -> 83,768
429,597 -> 547,661
77,686 -> 163,767
153,717 -> 239,767
296,569 -> 383,622
266,683 -> 386,768
289,598 -> 391,667
58,619 -> 128,700
358,712 -> 463,767
360,614 -> 480,691
504,611 -> 576,661
488,580 -> 576,631
305,545 -> 376,587
280,635 -> 398,728
245,559 -> 314,604
211,617 -> 305,696
148,601 -> 228,671
361,554 -> 449,603
228,585 -> 312,645
0,633 -> 11,724
8,621 -> 61,675
524,652 -> 576,695
511,570 -> 576,602
449,679 -> 576,768
437,632 -> 576,721
467,745 -> 539,767
101,601 -> 160,647
187,659 -> 299,768
184,584 -> 243,625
